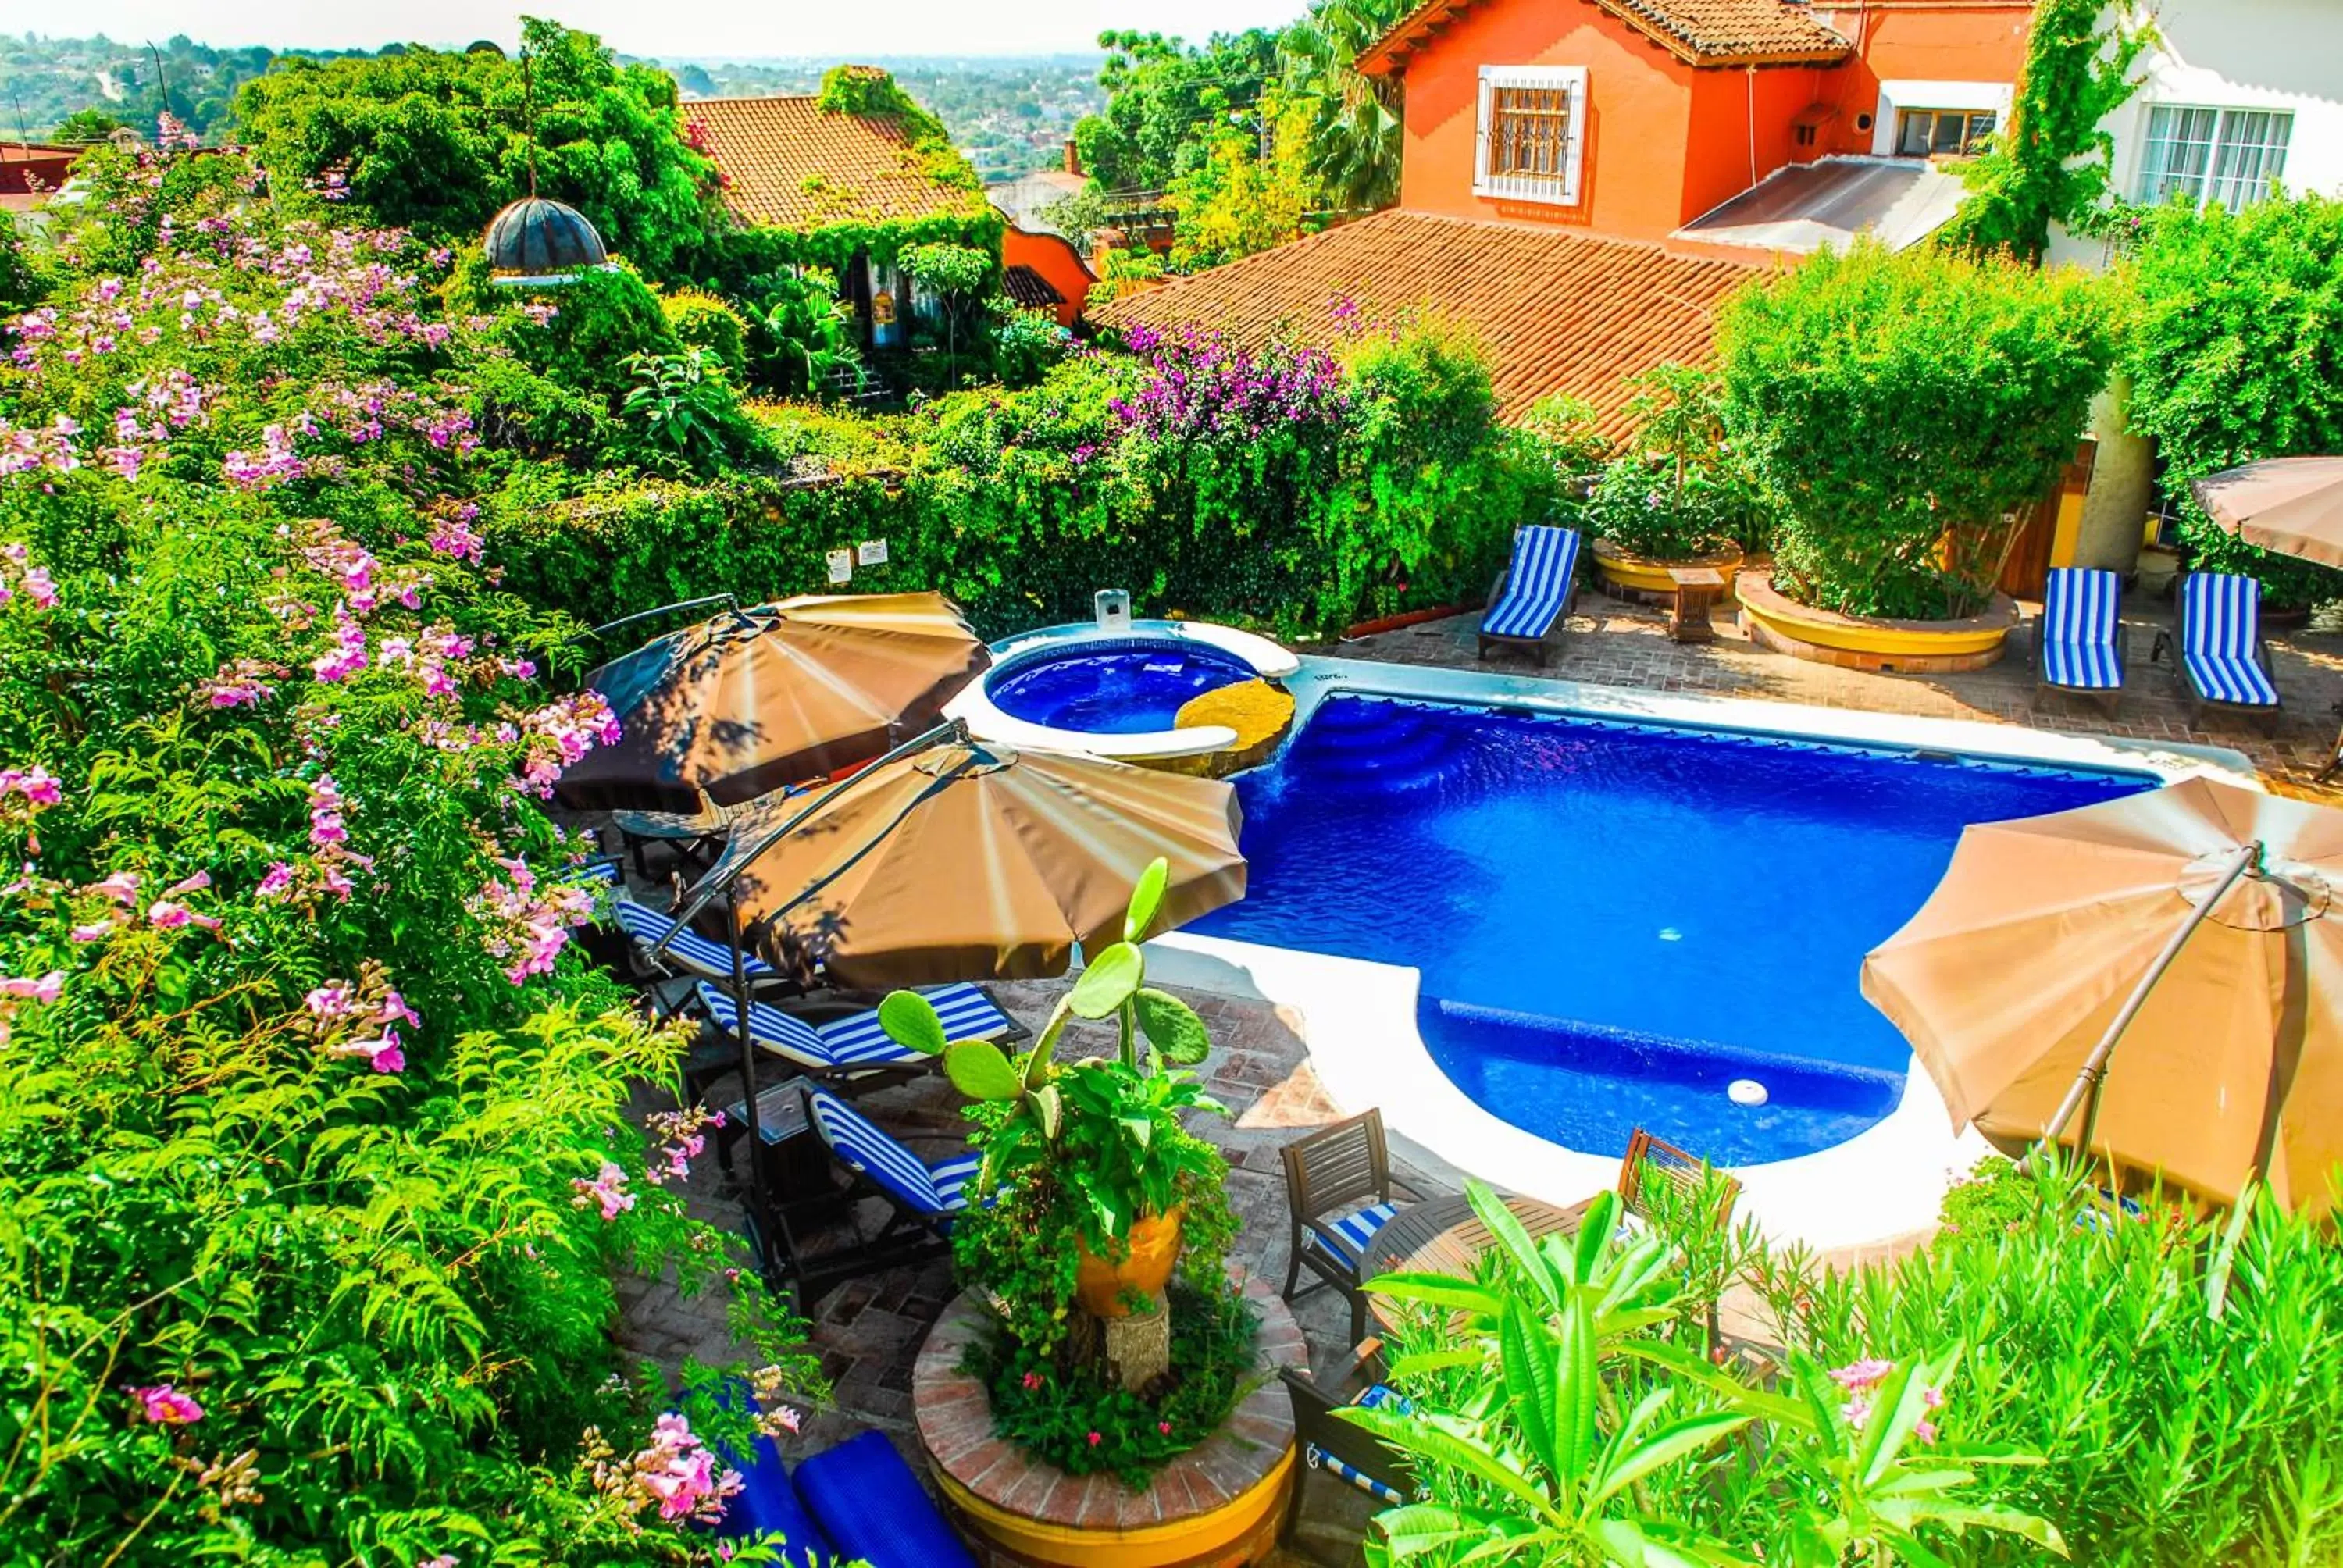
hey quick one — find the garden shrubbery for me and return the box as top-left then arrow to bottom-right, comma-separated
493,313 -> 1565,643
0,134 -> 815,1566
2118,192 -> 2343,608
1719,241 -> 2115,619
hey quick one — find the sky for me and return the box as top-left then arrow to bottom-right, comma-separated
0,0 -> 1301,59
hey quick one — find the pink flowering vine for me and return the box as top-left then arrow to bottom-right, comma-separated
571,1160 -> 635,1221
130,1384 -> 205,1425
583,1414 -> 740,1526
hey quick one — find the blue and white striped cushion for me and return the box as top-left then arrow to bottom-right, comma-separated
806,1089 -> 973,1218
1307,1383 -> 1417,1506
1304,1201 -> 1400,1276
2181,574 -> 2280,707
696,982 -> 840,1067
613,897 -> 775,982
817,983 -> 1015,1061
1481,526 -> 1581,640
2038,569 -> 2123,690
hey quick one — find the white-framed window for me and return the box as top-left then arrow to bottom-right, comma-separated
1894,107 -> 1996,158
1475,65 -> 1588,206
2135,105 -> 2292,213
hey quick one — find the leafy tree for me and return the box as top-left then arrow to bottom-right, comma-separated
2117,194 -> 2343,607
748,266 -> 861,397
901,240 -> 995,373
1071,30 -> 1280,194
1164,91 -> 1324,272
1278,0 -> 1407,212
1717,241 -> 2116,618
48,106 -> 126,145
1939,0 -> 2154,262
231,18 -> 719,280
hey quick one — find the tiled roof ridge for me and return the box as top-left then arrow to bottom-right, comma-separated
1362,0 -> 1851,76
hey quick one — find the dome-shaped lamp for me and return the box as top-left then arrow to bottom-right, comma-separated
483,194 -> 608,286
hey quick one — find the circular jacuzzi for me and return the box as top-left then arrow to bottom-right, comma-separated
947,620 -> 1300,761
990,640 -> 1256,734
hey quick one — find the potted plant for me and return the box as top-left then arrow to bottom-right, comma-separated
1585,364 -> 1756,600
879,860 -> 1252,1481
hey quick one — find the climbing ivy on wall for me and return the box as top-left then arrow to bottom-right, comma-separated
1938,0 -> 2154,264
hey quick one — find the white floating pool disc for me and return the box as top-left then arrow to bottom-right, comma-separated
1728,1078 -> 1768,1107
1658,927 -> 1683,942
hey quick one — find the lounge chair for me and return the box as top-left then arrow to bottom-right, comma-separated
613,894 -> 779,986
2152,572 -> 2283,724
1281,1109 -> 1419,1345
694,979 -> 1022,1092
1477,523 -> 1582,665
1280,1357 -> 1418,1531
2030,567 -> 2126,713
764,1088 -> 979,1303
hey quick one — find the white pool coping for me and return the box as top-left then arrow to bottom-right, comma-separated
1144,656 -> 2263,1253
948,619 -> 1300,760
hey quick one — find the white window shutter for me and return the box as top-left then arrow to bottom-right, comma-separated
1475,69 -> 1496,194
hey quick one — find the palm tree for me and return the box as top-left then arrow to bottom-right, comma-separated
1278,0 -> 1407,214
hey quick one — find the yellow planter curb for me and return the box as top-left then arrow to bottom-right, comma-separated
936,1445 -> 1295,1568
1735,570 -> 2014,671
1590,540 -> 1744,601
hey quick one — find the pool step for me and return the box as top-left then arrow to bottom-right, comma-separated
1420,996 -> 1906,1117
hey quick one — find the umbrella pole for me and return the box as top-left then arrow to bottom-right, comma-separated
726,883 -> 774,1280
2033,840 -> 2263,1166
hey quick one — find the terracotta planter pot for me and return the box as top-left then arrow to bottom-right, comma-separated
1591,539 -> 1745,602
1074,1207 -> 1184,1318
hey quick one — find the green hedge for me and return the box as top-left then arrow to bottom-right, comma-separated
488,318 -> 1564,643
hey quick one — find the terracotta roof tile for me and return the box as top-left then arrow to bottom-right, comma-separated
686,95 -> 982,231
1090,209 -> 1758,439
1363,0 -> 1848,76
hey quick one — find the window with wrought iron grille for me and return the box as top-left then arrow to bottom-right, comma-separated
1475,65 -> 1587,205
2135,105 -> 2292,214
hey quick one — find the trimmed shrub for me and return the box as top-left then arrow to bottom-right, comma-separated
661,287 -> 751,378
1718,241 -> 2116,618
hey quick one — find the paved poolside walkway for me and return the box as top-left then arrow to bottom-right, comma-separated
614,579 -> 2341,1564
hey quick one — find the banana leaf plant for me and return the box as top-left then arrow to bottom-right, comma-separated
1347,1181 -> 2066,1567
875,857 -> 1224,1245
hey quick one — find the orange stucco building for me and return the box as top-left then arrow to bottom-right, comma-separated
1097,0 -> 2041,434
1361,0 -> 2035,244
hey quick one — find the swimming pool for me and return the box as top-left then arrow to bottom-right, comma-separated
988,641 -> 1255,733
1189,692 -> 2156,1164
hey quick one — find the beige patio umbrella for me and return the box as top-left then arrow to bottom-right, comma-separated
2191,456 -> 2343,570
1860,777 -> 2343,1216
555,592 -> 990,814
675,732 -> 1246,989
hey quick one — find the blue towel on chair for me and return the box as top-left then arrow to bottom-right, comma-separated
796,1430 -> 977,1568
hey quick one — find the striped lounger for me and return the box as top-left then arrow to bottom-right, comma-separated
2033,567 -> 2125,711
1307,1383 -> 1417,1506
2163,572 -> 2281,716
695,980 -> 1014,1083
612,896 -> 776,984
804,1088 -> 982,1228
1477,524 -> 1582,665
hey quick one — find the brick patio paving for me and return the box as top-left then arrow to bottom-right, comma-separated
613,583 -> 2343,1563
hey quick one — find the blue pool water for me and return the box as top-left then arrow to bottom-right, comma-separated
989,643 -> 1254,733
1190,693 -> 2156,1163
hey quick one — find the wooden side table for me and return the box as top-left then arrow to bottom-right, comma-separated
1667,567 -> 1726,643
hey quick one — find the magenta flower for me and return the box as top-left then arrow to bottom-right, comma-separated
89,871 -> 139,906
1828,1359 -> 1894,1392
1086,1431 -> 1102,1447
130,1384 -> 205,1425
164,870 -> 211,896
70,921 -> 112,943
255,861 -> 295,900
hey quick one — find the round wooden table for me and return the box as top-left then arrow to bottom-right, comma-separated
1362,1192 -> 1590,1330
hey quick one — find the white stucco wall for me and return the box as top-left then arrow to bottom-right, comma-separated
2049,0 -> 2343,266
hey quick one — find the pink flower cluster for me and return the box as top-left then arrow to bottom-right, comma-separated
644,1106 -> 724,1185
0,415 -> 81,476
514,692 -> 623,800
298,962 -> 416,1074
223,419 -> 312,489
0,764 -> 63,810
0,543 -> 59,611
426,503 -> 486,564
472,856 -> 597,985
1828,1358 -> 1945,1444
0,965 -> 63,1047
571,1160 -> 636,1221
584,1414 -> 742,1526
196,658 -> 284,710
255,775 -> 376,903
